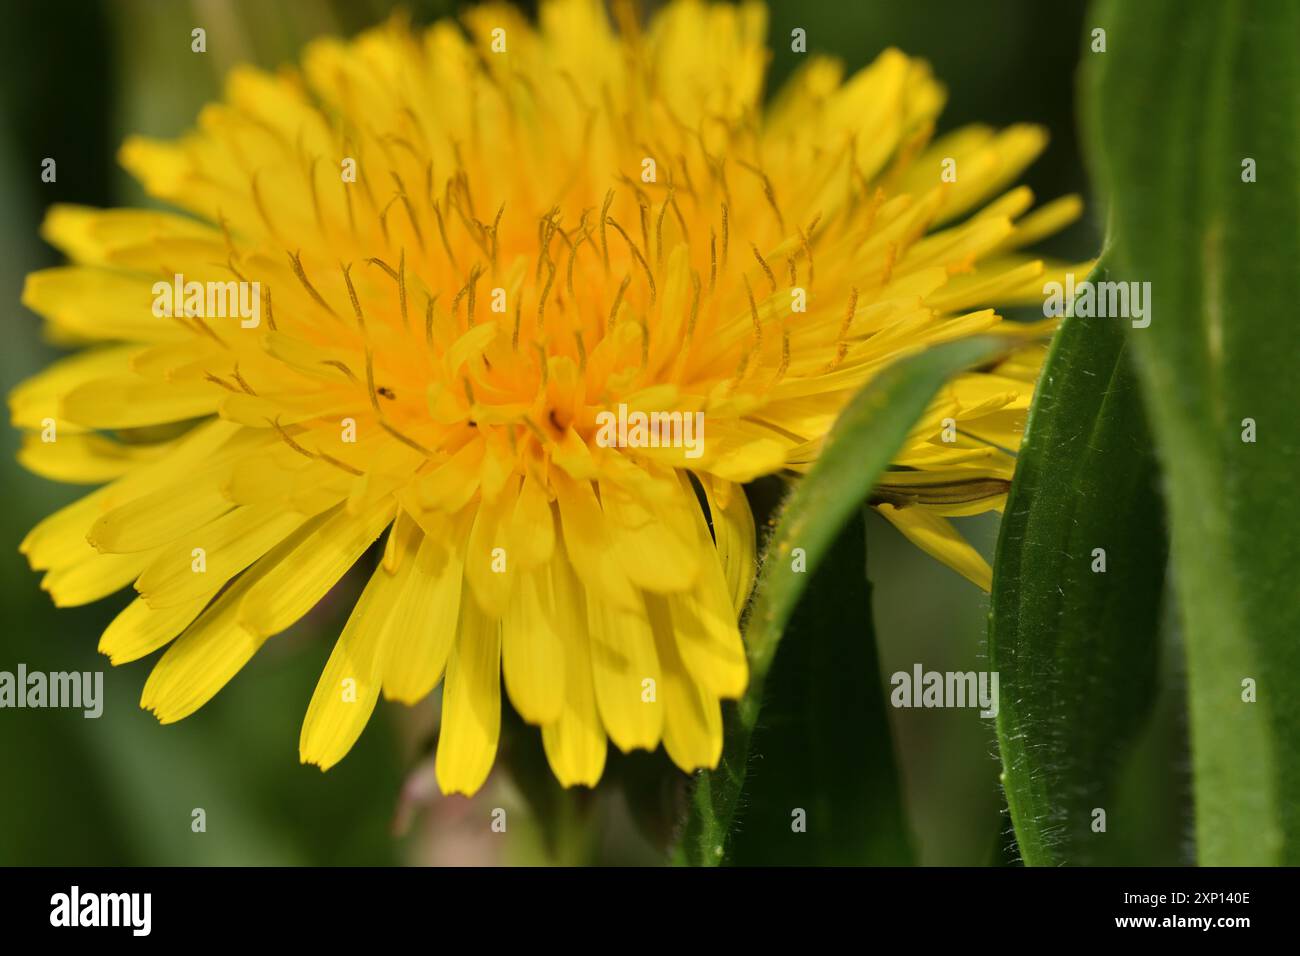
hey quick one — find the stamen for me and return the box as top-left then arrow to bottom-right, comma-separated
317,452 -> 365,477
366,257 -> 399,281
751,243 -> 777,295
638,200 -> 651,267
655,190 -> 672,266
364,348 -> 381,413
250,171 -> 286,245
268,416 -> 317,461
686,271 -> 702,341
825,287 -> 859,372
573,330 -> 587,371
537,259 -> 557,332
606,217 -> 656,303
566,213 -> 592,298
380,419 -> 436,458
743,274 -> 763,350
341,263 -> 365,331
467,264 -> 482,326
376,195 -> 399,247
536,208 -> 559,282
532,343 -> 549,386
288,251 -> 339,318
881,241 -> 898,286
398,248 -> 408,329
431,199 -> 459,271
230,364 -> 257,396
204,373 -> 241,394
721,202 -> 730,268
738,159 -> 785,233
321,359 -> 360,384
669,188 -> 690,246
607,273 -> 632,336
798,224 -> 816,290
489,202 -> 505,273
394,183 -> 426,251
772,326 -> 790,384
709,229 -> 717,293
599,189 -> 614,272
424,293 -> 439,350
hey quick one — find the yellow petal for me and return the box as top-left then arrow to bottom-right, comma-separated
42,549 -> 154,607
99,594 -> 208,665
599,472 -> 700,593
876,503 -> 992,590
463,473 -> 519,616
300,560 -> 404,771
501,563 -> 565,724
541,555 -> 606,787
20,421 -> 239,571
663,496 -> 749,699
649,595 -> 723,772
700,475 -> 757,614
586,591 -> 663,752
62,376 -> 221,429
17,432 -> 170,484
140,532 -> 305,722
21,267 -> 190,343
135,504 -> 309,608
381,511 -> 468,704
435,600 -> 502,796
508,472 -> 554,568
9,345 -> 142,433
552,470 -> 638,610
88,483 -> 233,555
238,500 -> 395,638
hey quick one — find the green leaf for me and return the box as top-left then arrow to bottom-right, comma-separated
728,510 -> 912,865
676,335 -> 1003,865
988,262 -> 1166,866
1085,0 -> 1300,864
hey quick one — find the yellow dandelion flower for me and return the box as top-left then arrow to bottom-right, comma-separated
12,0 -> 1082,795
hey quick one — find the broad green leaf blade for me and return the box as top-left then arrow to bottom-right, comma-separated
1085,0 -> 1300,864
988,265 -> 1166,866
676,335 -> 1003,866
729,511 -> 912,865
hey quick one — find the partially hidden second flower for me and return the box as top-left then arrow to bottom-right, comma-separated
12,0 -> 1085,795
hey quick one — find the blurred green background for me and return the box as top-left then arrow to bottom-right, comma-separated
0,0 -> 1181,866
